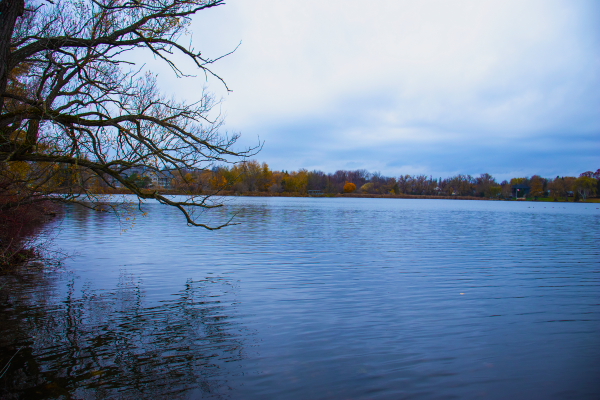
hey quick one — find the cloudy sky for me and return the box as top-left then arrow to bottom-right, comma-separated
158,0 -> 599,180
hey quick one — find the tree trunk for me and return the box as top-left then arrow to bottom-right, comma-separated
0,0 -> 25,116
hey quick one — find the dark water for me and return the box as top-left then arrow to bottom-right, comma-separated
1,197 -> 599,399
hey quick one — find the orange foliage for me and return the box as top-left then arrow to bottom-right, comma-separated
210,175 -> 227,190
343,182 -> 356,193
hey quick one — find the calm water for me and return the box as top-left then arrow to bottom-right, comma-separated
1,197 -> 599,399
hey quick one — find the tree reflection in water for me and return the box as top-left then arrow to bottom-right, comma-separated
0,269 -> 247,399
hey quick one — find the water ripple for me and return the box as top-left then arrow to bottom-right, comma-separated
1,198 -> 599,399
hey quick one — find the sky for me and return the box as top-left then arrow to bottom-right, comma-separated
154,0 -> 600,181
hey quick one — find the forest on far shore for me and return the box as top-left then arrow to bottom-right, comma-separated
117,161 -> 599,201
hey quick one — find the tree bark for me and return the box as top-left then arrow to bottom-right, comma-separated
0,0 -> 25,115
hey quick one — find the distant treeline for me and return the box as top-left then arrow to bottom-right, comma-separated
159,161 -> 599,200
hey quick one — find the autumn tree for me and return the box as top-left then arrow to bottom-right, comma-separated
488,185 -> 501,198
170,170 -> 202,193
573,176 -> 597,201
268,171 -> 284,193
475,173 -> 498,197
509,177 -> 528,186
548,176 -> 575,201
240,160 -> 262,192
360,182 -> 374,193
500,180 -> 511,198
397,175 -> 411,194
549,177 -> 565,200
529,175 -> 544,198
306,170 -> 328,193
444,174 -> 474,196
256,162 -> 274,191
580,169 -> 600,197
282,169 -> 308,194
0,0 -> 259,229
209,173 -> 227,191
343,182 -> 356,193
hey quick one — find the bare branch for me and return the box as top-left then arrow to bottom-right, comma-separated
0,0 -> 258,229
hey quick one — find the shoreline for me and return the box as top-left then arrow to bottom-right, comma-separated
77,189 -> 600,202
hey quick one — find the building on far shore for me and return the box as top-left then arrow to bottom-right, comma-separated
511,184 -> 530,199
107,167 -> 174,189
149,170 -> 174,189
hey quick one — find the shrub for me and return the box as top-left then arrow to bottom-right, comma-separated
360,182 -> 374,193
343,182 -> 356,193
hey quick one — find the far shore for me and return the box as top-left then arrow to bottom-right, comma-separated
80,188 -> 600,203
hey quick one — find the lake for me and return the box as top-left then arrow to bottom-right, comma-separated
1,197 -> 599,399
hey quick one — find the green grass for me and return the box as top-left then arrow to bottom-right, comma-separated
525,197 -> 600,203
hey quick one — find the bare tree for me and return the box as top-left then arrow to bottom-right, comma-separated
0,0 -> 258,229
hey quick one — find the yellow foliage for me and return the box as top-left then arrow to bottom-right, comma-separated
210,175 -> 227,190
529,176 -> 544,197
282,169 -> 308,193
360,182 -> 374,193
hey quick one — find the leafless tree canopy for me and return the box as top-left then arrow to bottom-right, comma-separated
0,0 -> 257,228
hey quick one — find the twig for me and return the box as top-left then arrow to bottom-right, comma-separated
0,346 -> 23,379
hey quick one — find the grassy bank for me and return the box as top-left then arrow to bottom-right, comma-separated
522,197 -> 600,203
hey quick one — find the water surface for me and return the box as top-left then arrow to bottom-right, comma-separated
1,198 -> 599,399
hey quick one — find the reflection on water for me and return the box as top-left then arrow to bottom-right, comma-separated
0,269 -> 246,399
1,197 -> 600,399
